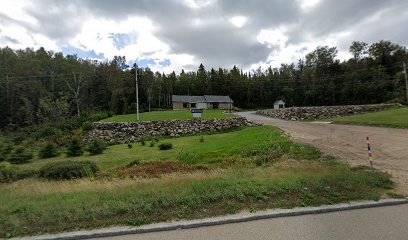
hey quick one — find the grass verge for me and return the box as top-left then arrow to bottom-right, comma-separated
0,162 -> 393,238
0,126 -> 396,238
326,107 -> 408,128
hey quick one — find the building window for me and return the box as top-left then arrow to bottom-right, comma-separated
191,103 -> 196,108
183,102 -> 188,108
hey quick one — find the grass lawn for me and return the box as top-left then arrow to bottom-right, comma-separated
0,126 -> 396,238
327,107 -> 408,128
100,109 -> 235,122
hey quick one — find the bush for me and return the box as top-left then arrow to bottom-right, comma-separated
0,163 -> 17,183
39,160 -> 99,180
0,163 -> 37,182
8,147 -> 33,164
39,143 -> 59,159
127,143 -> 133,149
199,136 -> 204,142
158,143 -> 173,150
87,140 -> 107,155
64,112 -> 113,132
66,139 -> 84,157
126,159 -> 140,167
0,144 -> 13,162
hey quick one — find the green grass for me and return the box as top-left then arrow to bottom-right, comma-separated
0,126 -> 396,238
14,126 -> 293,172
0,163 -> 393,238
327,107 -> 408,128
100,110 -> 235,122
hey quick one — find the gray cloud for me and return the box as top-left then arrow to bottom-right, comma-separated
1,0 -> 407,70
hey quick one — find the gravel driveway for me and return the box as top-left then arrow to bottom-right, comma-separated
236,111 -> 408,194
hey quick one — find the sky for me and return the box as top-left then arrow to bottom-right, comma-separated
0,0 -> 407,73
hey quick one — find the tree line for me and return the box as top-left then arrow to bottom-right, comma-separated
0,40 -> 407,128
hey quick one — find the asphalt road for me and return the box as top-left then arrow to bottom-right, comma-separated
236,111 -> 408,194
97,204 -> 408,240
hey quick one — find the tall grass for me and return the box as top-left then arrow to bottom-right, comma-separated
0,163 -> 393,238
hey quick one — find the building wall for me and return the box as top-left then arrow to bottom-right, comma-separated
172,102 -> 184,109
218,102 -> 233,109
196,102 -> 208,109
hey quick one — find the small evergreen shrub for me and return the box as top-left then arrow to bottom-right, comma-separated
39,160 -> 99,180
149,141 -> 156,147
0,144 -> 13,161
0,163 -> 37,182
140,139 -> 146,146
87,140 -> 107,155
0,163 -> 17,183
158,143 -> 173,150
8,147 -> 33,164
126,159 -> 141,167
39,143 -> 59,159
66,139 -> 84,157
199,136 -> 204,142
127,143 -> 133,149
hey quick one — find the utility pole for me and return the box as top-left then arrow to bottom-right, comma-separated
403,62 -> 408,103
134,64 -> 140,121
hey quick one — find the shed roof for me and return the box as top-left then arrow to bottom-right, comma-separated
172,95 -> 206,103
204,95 -> 233,103
273,100 -> 285,105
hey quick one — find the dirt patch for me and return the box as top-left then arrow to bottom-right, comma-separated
237,111 -> 408,195
121,162 -> 208,178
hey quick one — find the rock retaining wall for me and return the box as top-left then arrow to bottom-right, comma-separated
85,117 -> 258,144
256,104 -> 400,121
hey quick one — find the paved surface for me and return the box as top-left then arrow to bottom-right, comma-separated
97,204 -> 408,240
236,111 -> 408,195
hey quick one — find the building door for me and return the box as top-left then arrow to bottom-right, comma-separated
213,103 -> 219,109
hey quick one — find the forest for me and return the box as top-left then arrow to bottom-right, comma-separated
0,40 -> 407,128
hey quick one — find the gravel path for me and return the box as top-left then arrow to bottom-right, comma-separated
236,111 -> 408,195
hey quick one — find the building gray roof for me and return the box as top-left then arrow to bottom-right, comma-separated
274,100 -> 285,105
172,95 -> 233,103
172,95 -> 206,103
204,95 -> 233,103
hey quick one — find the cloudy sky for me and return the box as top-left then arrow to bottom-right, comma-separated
1,0 -> 407,72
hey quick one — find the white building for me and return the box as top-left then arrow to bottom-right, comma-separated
273,100 -> 285,109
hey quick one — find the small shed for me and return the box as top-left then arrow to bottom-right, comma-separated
273,100 -> 285,109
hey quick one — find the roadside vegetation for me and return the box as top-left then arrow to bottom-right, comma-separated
100,109 -> 235,122
0,126 -> 395,238
327,107 -> 408,128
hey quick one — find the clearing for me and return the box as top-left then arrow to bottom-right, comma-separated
326,107 -> 408,128
0,126 -> 395,238
100,109 -> 235,122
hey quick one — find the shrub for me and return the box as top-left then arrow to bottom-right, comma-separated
0,144 -> 13,162
199,136 -> 204,142
0,163 -> 17,183
39,143 -> 59,159
39,160 -> 99,180
126,159 -> 141,167
127,143 -> 133,149
66,139 -> 84,157
0,163 -> 37,182
87,140 -> 107,155
140,138 -> 146,146
158,143 -> 173,150
81,121 -> 93,131
149,141 -> 156,147
8,147 -> 33,164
